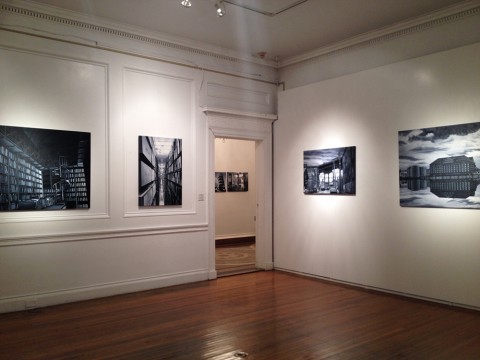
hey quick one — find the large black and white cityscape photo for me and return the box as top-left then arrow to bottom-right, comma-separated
0,125 -> 90,211
138,136 -> 182,206
304,146 -> 356,195
399,122 -> 480,209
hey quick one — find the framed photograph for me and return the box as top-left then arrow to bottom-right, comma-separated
215,172 -> 226,192
139,136 -> 182,206
303,146 -> 356,195
227,172 -> 248,192
399,122 -> 480,209
0,125 -> 90,211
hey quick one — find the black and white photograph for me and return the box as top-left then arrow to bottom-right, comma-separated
303,146 -> 356,195
139,136 -> 182,206
399,122 -> 480,209
227,172 -> 248,192
0,125 -> 90,211
215,172 -> 226,192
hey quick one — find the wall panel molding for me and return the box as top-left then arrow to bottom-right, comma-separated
0,223 -> 208,247
0,45 -> 110,223
207,83 -> 272,107
122,67 -> 198,217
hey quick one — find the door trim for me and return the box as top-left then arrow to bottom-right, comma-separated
203,106 -> 276,279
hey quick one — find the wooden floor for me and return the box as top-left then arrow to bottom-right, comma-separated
216,243 -> 257,277
1,271 -> 479,359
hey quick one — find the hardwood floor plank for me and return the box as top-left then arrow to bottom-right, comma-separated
1,271 -> 479,359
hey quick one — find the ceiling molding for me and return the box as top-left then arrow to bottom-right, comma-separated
279,0 -> 480,68
0,0 -> 278,72
224,0 -> 308,17
0,2 -> 237,63
2,0 -> 479,73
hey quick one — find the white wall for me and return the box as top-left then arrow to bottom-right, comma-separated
0,3 -> 277,312
0,30 -> 209,313
274,42 -> 480,309
214,138 -> 256,240
279,3 -> 480,90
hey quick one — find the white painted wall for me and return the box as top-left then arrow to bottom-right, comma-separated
279,5 -> 480,90
0,5 -> 277,312
274,42 -> 480,309
214,138 -> 256,239
0,30 -> 209,313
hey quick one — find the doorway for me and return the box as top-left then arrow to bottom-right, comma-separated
205,107 -> 275,280
214,138 -> 257,276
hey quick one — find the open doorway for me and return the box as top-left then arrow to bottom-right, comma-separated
205,107 -> 274,280
214,138 -> 257,276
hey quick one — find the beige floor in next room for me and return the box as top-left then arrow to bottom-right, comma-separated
215,240 -> 257,277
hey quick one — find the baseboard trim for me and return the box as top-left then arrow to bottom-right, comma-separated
274,267 -> 480,312
257,262 -> 274,271
0,270 -> 209,314
208,269 -> 218,280
215,236 -> 255,247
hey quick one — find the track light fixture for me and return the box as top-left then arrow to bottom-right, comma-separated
215,0 -> 226,17
180,0 -> 225,17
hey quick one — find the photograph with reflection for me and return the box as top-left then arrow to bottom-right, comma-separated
398,122 -> 480,209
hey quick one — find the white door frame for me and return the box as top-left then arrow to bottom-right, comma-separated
203,107 -> 276,279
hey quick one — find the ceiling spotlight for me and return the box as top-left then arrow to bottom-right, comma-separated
181,0 -> 192,8
215,0 -> 226,17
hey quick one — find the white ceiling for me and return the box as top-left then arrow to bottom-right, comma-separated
27,0 -> 469,62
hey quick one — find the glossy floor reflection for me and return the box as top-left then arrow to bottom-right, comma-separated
215,243 -> 257,277
1,271 -> 480,359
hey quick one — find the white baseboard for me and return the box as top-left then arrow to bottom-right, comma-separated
0,270 -> 209,314
257,262 -> 274,271
215,233 -> 256,241
274,267 -> 480,312
208,269 -> 218,280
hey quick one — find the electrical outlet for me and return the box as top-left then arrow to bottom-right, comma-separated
198,193 -> 205,201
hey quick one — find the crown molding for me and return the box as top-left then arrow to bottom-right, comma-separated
0,0 -> 278,71
279,0 -> 480,68
2,0 -> 479,74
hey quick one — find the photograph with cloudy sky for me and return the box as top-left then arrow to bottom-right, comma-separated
303,146 -> 356,195
398,122 -> 480,209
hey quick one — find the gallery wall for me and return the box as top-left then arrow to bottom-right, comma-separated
0,2 -> 277,313
279,2 -> 480,90
274,42 -> 480,309
214,138 -> 256,240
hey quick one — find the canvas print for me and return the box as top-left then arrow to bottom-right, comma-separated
0,125 -> 90,211
227,172 -> 248,192
399,122 -> 480,209
139,136 -> 182,206
215,172 -> 226,192
304,146 -> 356,195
